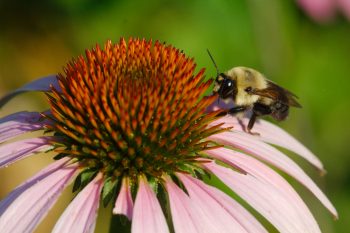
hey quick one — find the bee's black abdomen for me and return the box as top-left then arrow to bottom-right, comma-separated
252,102 -> 272,116
271,101 -> 289,121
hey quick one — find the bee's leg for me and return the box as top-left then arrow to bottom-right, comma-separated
216,106 -> 246,117
247,113 -> 260,136
247,103 -> 272,135
228,106 -> 247,115
228,106 -> 248,132
237,118 -> 247,132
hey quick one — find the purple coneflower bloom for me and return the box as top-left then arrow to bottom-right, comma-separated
0,38 -> 337,233
298,0 -> 350,23
298,0 -> 336,23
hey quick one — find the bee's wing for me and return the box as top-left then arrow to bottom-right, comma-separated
252,80 -> 302,108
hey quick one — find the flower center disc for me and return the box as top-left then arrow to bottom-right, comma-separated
47,38 -> 223,180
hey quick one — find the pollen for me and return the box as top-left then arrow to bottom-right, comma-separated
46,38 -> 225,182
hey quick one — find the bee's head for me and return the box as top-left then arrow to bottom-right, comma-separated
206,50 -> 238,100
213,73 -> 237,99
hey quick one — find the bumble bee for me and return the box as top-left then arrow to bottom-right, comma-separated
207,50 -> 301,135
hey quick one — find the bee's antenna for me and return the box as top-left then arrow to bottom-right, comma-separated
206,49 -> 220,75
207,49 -> 221,104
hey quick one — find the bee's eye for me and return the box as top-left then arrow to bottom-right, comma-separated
227,81 -> 232,87
245,87 -> 252,93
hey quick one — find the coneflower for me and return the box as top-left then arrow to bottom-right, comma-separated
297,0 -> 350,23
0,38 -> 337,233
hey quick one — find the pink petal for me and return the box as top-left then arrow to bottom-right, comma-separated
208,132 -> 338,218
178,173 -> 250,233
131,177 -> 169,233
206,97 -> 235,112
205,161 -> 321,233
206,148 -> 326,229
166,173 -> 265,233
211,116 -> 324,171
0,158 -> 77,233
338,0 -> 350,20
164,177 -> 203,233
0,111 -> 50,143
192,178 -> 268,233
297,0 -> 337,23
52,173 -> 103,233
0,137 -> 53,168
0,75 -> 59,108
113,177 -> 134,220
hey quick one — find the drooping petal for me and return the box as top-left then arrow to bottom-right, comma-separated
131,176 -> 169,233
166,173 -> 265,233
192,176 -> 268,233
0,111 -> 51,143
0,158 -> 77,233
178,173 -> 250,233
207,148 -> 329,228
0,137 -> 54,168
205,161 -> 321,233
164,176 -> 203,233
52,173 -> 103,233
208,132 -> 338,218
113,177 -> 134,220
0,75 -> 59,108
0,111 -> 43,124
211,116 -> 324,171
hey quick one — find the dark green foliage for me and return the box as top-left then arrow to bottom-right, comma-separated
102,177 -> 119,207
72,168 -> 98,192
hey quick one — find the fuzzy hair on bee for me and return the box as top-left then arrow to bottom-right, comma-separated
207,50 -> 301,135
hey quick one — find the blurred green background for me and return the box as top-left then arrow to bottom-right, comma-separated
0,0 -> 349,232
